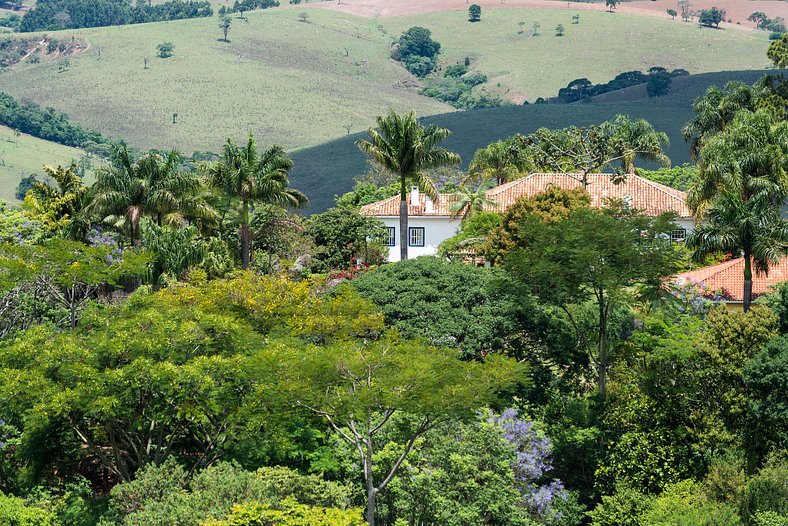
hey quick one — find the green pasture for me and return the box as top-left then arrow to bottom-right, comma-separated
0,124 -> 89,203
0,8 -> 451,153
0,5 -> 771,155
384,8 -> 771,103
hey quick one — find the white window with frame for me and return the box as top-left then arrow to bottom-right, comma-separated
385,227 -> 396,247
408,227 -> 425,247
670,228 -> 687,243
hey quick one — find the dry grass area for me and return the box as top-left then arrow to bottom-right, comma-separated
313,0 -> 788,29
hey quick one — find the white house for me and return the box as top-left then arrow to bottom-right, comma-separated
360,173 -> 696,262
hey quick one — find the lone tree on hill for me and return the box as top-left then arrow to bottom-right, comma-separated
218,14 -> 232,42
157,41 -> 174,58
556,23 -> 565,36
605,0 -> 618,11
469,4 -> 481,22
667,8 -> 677,19
699,6 -> 725,27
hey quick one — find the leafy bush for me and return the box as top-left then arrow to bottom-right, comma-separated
640,480 -> 741,526
0,492 -> 57,526
103,459 -> 356,525
587,484 -> 652,526
204,498 -> 365,526
391,27 -> 440,77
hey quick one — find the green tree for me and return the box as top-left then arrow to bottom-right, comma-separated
258,336 -> 526,526
505,207 -> 681,400
350,257 -> 518,358
682,81 -> 760,160
609,114 -> 670,173
767,32 -> 788,68
748,11 -> 770,29
218,13 -> 232,41
466,140 -> 527,187
87,146 -> 214,246
203,133 -> 307,268
305,206 -> 388,272
0,239 -> 149,328
157,41 -> 174,58
667,8 -> 677,19
555,23 -> 565,36
686,110 -> 788,311
23,163 -> 91,239
356,110 -> 460,261
449,185 -> 497,219
698,7 -> 725,28
744,336 -> 788,454
468,4 -> 481,22
606,0 -> 618,11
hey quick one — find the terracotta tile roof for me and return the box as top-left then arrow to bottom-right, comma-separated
359,173 -> 691,218
359,193 -> 463,217
675,257 -> 788,301
486,173 -> 692,217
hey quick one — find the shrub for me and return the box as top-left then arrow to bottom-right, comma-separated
157,42 -> 174,58
204,498 -> 365,526
0,493 -> 57,526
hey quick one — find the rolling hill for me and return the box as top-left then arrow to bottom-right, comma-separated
289,69 -> 771,213
0,4 -> 770,155
0,124 -> 92,203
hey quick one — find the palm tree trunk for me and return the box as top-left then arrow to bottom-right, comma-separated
399,178 -> 408,261
743,251 -> 753,312
240,200 -> 251,269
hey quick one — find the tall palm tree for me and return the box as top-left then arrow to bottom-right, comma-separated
356,110 -> 460,261
203,133 -> 307,269
465,140 -> 526,187
449,185 -> 498,220
87,146 -> 214,246
686,110 -> 788,311
682,81 -> 759,160
610,115 -> 671,173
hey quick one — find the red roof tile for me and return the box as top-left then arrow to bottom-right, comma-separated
360,173 -> 691,218
675,257 -> 788,301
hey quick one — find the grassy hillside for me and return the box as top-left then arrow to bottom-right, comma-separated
0,5 -> 770,154
0,8 -> 451,153
290,69 -> 770,213
0,124 -> 89,203
384,8 -> 770,103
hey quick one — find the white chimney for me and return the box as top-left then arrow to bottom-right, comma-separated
410,186 -> 419,206
425,196 -> 434,214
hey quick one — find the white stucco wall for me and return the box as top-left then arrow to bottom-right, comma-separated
378,216 -> 462,262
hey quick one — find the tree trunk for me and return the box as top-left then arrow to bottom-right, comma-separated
598,293 -> 608,401
399,179 -> 408,261
366,484 -> 377,526
240,200 -> 251,269
743,252 -> 753,312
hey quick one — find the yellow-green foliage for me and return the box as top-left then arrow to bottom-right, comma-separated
0,493 -> 57,526
203,498 -> 365,526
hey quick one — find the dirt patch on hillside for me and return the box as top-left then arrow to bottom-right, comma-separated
0,35 -> 88,69
313,0 -> 788,29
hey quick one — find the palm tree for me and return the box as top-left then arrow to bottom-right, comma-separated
356,110 -> 461,261
203,133 -> 307,269
682,81 -> 759,160
686,110 -> 788,311
465,140 -> 526,186
449,185 -> 498,219
87,146 -> 214,246
610,115 -> 671,173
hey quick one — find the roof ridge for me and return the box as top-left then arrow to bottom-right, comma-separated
633,173 -> 688,200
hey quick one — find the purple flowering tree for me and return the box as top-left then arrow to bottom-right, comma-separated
491,408 -> 570,521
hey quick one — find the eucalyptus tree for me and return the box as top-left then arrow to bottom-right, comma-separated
686,110 -> 788,311
87,146 -> 214,246
203,134 -> 307,268
356,110 -> 460,260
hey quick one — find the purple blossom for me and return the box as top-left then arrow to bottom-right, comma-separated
490,408 -> 569,520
